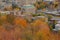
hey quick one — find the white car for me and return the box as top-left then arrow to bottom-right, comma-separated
53,21 -> 60,31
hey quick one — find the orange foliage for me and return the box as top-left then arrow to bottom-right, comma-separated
0,25 -> 21,40
32,19 -> 50,34
0,17 -> 60,40
32,19 -> 56,40
14,17 -> 28,27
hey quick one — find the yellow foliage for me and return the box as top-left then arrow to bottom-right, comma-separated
1,16 -> 7,21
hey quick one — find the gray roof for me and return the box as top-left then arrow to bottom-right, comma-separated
51,17 -> 60,20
